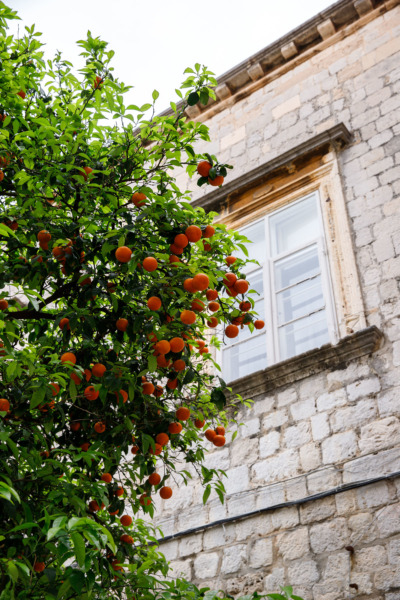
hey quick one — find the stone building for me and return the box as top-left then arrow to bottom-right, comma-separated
151,0 -> 400,597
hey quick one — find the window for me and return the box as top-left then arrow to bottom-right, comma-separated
221,191 -> 338,383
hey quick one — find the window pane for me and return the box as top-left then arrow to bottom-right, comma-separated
270,194 -> 319,256
248,269 -> 264,297
235,220 -> 266,264
222,333 -> 267,382
277,275 -> 325,325
274,245 -> 320,290
279,310 -> 329,359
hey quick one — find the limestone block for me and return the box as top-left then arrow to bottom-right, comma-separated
317,19 -> 336,40
330,398 -> 377,433
262,410 -> 289,431
208,497 -> 227,522
376,503 -> 400,538
270,506 -> 299,531
235,514 -> 273,541
230,436 -> 259,468
253,395 -> 275,415
276,527 -> 310,561
252,449 -> 300,484
348,512 -> 378,543
204,447 -> 230,470
307,467 -> 342,495
221,544 -> 247,574
322,552 -> 350,581
215,83 -> 232,101
335,490 -> 357,515
300,496 -> 336,524
179,533 -> 203,557
316,388 -> 347,412
247,62 -> 264,81
354,545 -> 387,572
227,492 -> 256,518
309,518 -> 349,553
259,430 -> 280,458
224,465 -> 249,495
354,0 -> 374,17
312,579 -> 347,600
311,413 -> 330,441
272,95 -> 300,120
359,417 -> 400,454
285,476 -> 307,502
284,422 -> 311,448
388,539 -> 400,564
177,505 -> 207,532
263,567 -> 285,592
356,481 -> 393,509
287,558 -> 320,585
249,538 -> 273,568
169,559 -> 192,580
343,448 -> 400,483
240,417 -> 260,438
203,527 -> 224,551
321,430 -> 358,464
300,443 -> 322,472
374,565 -> 400,591
281,42 -> 298,60
193,552 -> 219,579
256,484 -> 286,510
159,539 -> 179,561
290,398 -> 316,421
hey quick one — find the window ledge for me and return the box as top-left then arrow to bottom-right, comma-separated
229,326 -> 383,398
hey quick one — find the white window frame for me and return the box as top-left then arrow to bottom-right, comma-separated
219,190 -> 339,382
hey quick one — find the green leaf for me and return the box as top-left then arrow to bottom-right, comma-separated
7,561 -> 18,583
202,484 -> 211,504
69,571 -> 85,594
70,531 -> 86,567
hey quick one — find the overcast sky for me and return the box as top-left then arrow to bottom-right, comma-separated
10,0 -> 335,110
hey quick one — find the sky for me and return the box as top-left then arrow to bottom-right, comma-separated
10,0 -> 335,110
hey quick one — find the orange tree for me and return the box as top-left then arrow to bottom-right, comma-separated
0,3 -> 268,599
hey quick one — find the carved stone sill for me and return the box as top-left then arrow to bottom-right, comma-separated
229,326 -> 384,399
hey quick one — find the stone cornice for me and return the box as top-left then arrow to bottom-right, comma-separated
157,0 -> 397,122
229,326 -> 383,399
192,123 -> 352,213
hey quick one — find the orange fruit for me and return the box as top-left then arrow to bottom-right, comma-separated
17,90 -> 26,99
120,515 -> 132,527
92,363 -> 106,378
203,242 -> 212,251
156,432 -> 169,446
59,317 -> 70,330
215,426 -> 225,435
84,386 -> 99,401
213,435 -> 226,447
223,273 -> 237,287
94,421 -> 106,433
116,318 -> 128,332
208,175 -> 224,186
174,233 -> 188,248
61,352 -> 76,365
169,254 -> 180,264
234,279 -> 249,294
115,246 -> 132,263
131,445 -> 139,454
185,225 -> 202,242
94,75 -> 103,89
155,340 -> 171,355
254,320 -> 265,329
109,508 -> 119,515
203,225 -> 215,238
208,301 -> 220,312
180,310 -> 196,325
154,385 -> 163,397
192,273 -> 209,291
89,500 -> 101,512
149,443 -> 162,456
114,389 -> 128,403
160,486 -> 173,500
139,494 -> 152,506
168,422 -> 182,434
82,166 -> 93,181
240,301 -> 252,312
70,422 -> 81,431
143,257 -> 158,272
176,406 -> 190,421
195,419 -> 205,428
33,561 -> 45,573
197,161 -> 212,177
206,289 -> 218,301
157,355 -> 170,368
101,473 -> 112,483
142,382 -> 155,395
147,296 -> 162,311
0,299 -> 9,310
0,398 -> 10,412
37,230 -> 51,243
0,170 -> 3,182
166,378 -> 178,390
173,359 -> 186,372
148,472 -> 161,486
225,256 -> 237,265
183,278 -> 197,293
205,429 -> 217,442
225,324 -> 239,338
50,383 -> 60,396
120,534 -> 134,544
191,299 -> 205,312
207,317 -> 219,328
169,337 -> 184,353
80,443 -> 90,451
115,487 -> 124,497
226,287 -> 239,298
130,192 -> 147,207
169,243 -> 184,255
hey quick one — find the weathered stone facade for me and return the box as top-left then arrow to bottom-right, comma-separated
151,0 -> 400,597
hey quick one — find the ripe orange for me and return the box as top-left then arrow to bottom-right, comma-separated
206,289 -> 218,301
192,273 -> 209,291
116,318 -> 128,332
84,386 -> 99,401
205,429 -> 217,442
157,355 -> 170,368
169,243 -> 184,255
225,256 -> 237,265
148,472 -> 161,486
114,389 -> 128,403
183,278 -> 197,293
160,486 -> 173,500
203,242 -> 212,251
208,301 -> 220,312
147,296 -> 162,311
174,233 -> 188,248
173,359 -> 186,372
195,419 -> 205,428
213,435 -> 226,447
191,299 -> 205,312
130,192 -> 147,207
169,337 -> 184,353
197,161 -> 212,177
154,385 -> 163,397
180,310 -> 196,325
0,170 -> 3,182
176,406 -> 190,421
156,432 -> 169,446
115,487 -> 124,497
226,287 -> 239,298
17,90 -> 26,99
101,473 -> 112,483
223,273 -> 237,287
208,175 -> 224,186
37,230 -> 51,243
82,166 -> 93,181
94,75 -> 103,89
240,301 -> 252,312
149,443 -> 162,456
0,299 -> 9,311
0,398 -> 10,412
80,443 -> 90,451
59,317 -> 70,330
142,382 -> 155,395
215,426 -> 225,436
203,225 -> 215,238
167,378 -> 178,390
131,445 -> 139,454
109,508 -> 119,515
92,363 -> 106,377
139,494 -> 152,506
94,422 -> 106,433
225,324 -> 239,338
155,340 -> 170,355
70,422 -> 81,431
168,422 -> 182,434
120,534 -> 134,544
185,225 -> 202,242
61,352 -> 76,365
50,383 -> 60,396
207,317 -> 219,328
89,500 -> 103,512
143,257 -> 158,272
120,515 -> 132,527
169,255 -> 180,264
115,246 -> 132,263
234,279 -> 249,294
254,320 -> 265,329
33,561 -> 45,573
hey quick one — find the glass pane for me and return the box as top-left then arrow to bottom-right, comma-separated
279,310 -> 329,360
270,194 -> 319,256
274,245 -> 320,290
248,269 -> 264,297
235,220 -> 266,265
222,333 -> 267,382
277,275 -> 325,325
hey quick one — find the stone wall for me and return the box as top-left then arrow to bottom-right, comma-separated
150,3 -> 400,598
